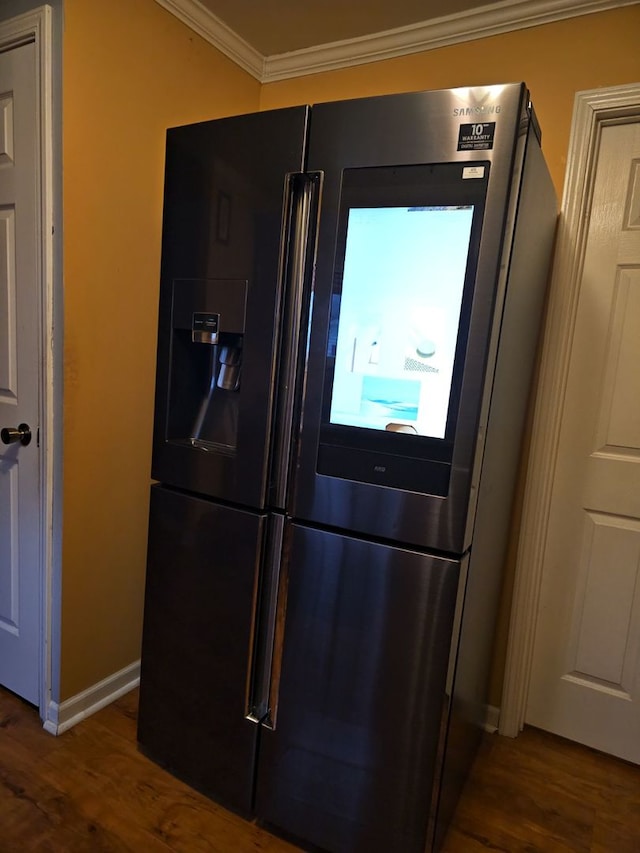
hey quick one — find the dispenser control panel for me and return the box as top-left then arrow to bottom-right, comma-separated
192,312 -> 220,344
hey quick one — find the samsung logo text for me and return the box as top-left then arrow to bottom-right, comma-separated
453,105 -> 502,116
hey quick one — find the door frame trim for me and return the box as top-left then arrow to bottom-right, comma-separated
500,82 -> 640,737
0,5 -> 55,721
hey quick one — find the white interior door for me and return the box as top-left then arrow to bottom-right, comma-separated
0,38 -> 41,706
525,115 -> 640,763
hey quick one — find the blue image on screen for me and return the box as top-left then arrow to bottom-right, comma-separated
361,376 -> 420,422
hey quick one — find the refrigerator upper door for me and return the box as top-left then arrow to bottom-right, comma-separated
151,107 -> 309,509
293,84 -> 530,552
255,523 -> 460,853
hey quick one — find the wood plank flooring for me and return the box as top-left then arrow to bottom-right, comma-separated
441,723 -> 640,853
0,686 -> 638,852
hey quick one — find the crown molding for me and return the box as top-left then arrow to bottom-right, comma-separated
155,0 -> 635,84
154,0 -> 264,79
264,0 -> 636,81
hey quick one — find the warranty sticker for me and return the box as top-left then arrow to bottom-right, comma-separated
458,122 -> 496,151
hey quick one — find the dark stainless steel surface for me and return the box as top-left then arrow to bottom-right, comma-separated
151,106 -> 309,509
293,83 -> 530,553
137,485 -> 265,815
255,523 -> 460,853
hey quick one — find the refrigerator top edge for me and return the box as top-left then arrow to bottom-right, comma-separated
309,82 -> 527,117
164,103 -> 311,136
161,82 -> 533,144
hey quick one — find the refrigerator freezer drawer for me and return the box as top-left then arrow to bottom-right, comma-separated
255,523 -> 460,853
137,485 -> 265,815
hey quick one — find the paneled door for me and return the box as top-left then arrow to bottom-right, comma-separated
0,39 -> 41,705
525,114 -> 640,762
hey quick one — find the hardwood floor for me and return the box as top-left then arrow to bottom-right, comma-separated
0,686 -> 638,852
441,724 -> 640,853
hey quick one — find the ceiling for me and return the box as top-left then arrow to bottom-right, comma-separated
195,0 -> 492,56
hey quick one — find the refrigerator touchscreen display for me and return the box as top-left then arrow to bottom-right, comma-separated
318,162 -> 489,493
328,204 -> 474,439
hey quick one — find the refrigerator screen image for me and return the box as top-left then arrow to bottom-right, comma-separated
318,161 -> 489,495
328,203 -> 475,439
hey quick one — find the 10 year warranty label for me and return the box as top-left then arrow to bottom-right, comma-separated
458,122 -> 496,151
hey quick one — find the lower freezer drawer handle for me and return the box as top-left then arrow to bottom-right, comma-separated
247,514 -> 286,725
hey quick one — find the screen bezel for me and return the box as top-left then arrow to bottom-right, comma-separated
317,162 -> 490,493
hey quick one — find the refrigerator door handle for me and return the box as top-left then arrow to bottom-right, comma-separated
246,513 -> 285,724
270,171 -> 323,510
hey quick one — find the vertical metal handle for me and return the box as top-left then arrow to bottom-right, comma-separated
246,514 -> 285,724
270,171 -> 323,509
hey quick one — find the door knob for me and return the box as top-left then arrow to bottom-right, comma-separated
1,423 -> 32,446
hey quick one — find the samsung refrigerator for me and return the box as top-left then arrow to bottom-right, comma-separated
137,83 -> 557,852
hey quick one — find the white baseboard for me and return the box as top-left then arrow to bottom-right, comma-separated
484,704 -> 500,733
43,660 -> 140,735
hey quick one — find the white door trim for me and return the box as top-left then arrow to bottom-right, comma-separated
0,5 -> 55,721
500,82 -> 640,737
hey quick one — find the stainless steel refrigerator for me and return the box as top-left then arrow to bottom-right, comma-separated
137,83 -> 557,852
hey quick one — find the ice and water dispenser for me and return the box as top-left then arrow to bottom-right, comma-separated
167,278 -> 247,452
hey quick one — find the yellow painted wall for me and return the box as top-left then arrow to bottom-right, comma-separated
260,5 -> 640,199
61,0 -> 260,699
